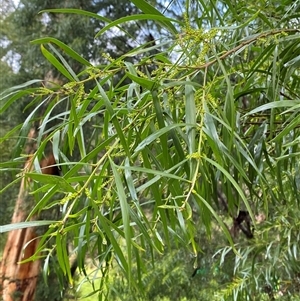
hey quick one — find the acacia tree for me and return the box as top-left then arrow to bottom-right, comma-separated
1,0 -> 300,300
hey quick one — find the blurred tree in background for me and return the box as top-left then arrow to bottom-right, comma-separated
1,0 -> 140,79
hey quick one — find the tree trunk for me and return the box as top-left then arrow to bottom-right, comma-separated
0,158 -> 40,301
0,128 -> 57,301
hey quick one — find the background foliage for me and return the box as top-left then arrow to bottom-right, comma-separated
1,0 -> 300,300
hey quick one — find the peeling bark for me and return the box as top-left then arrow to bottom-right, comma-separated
0,156 -> 40,301
0,129 -> 58,301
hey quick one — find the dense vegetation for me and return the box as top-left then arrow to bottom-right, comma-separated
1,0 -> 300,300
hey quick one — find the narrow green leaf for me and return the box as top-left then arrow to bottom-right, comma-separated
40,44 -> 75,81
0,221 -> 55,233
95,80 -> 129,157
31,37 -> 92,66
56,233 -> 66,275
40,8 -> 111,23
0,91 -> 33,114
13,96 -> 50,158
0,80 -> 42,98
52,131 -> 60,162
62,235 -> 72,285
25,173 -> 75,192
43,253 -> 51,285
96,212 -> 128,275
203,156 -> 255,224
185,82 -> 196,177
272,114 -> 300,142
193,191 -> 236,249
26,186 -> 59,219
124,157 -> 138,201
244,100 -> 300,116
134,123 -> 184,153
110,158 -> 132,285
130,0 -> 177,34
96,14 -> 180,38
126,72 -> 158,90
48,43 -> 79,81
